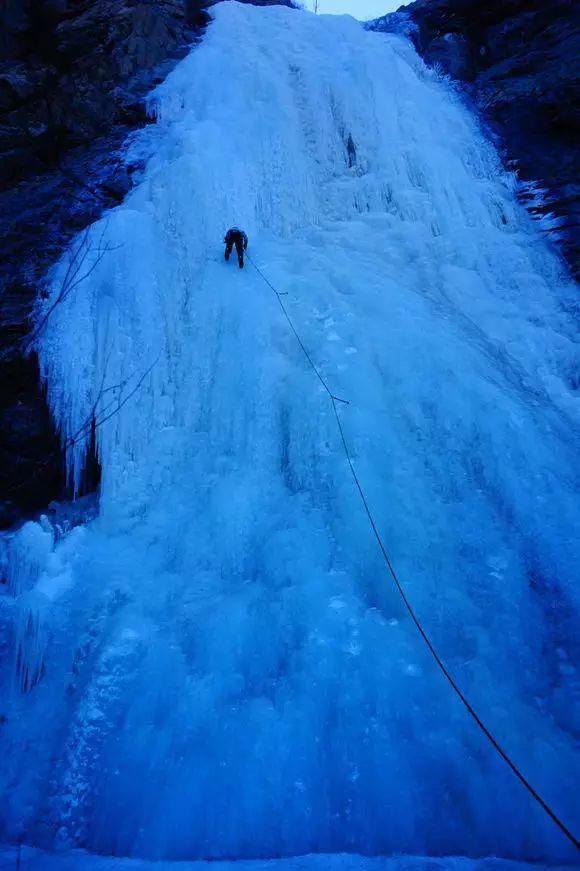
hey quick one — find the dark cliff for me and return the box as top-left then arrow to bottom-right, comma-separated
0,0 -> 295,529
369,0 -> 580,280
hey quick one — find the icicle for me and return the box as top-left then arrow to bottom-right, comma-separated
15,590 -> 49,693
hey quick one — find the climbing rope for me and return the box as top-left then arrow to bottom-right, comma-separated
247,253 -> 349,406
245,250 -> 579,851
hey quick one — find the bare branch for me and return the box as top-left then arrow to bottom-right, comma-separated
91,356 -> 160,432
25,229 -> 117,353
2,355 -> 160,500
0,224 -> 121,365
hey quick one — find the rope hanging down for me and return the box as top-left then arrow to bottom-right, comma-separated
247,254 -> 349,406
245,251 -> 579,852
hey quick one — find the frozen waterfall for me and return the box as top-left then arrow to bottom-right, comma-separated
0,2 -> 578,866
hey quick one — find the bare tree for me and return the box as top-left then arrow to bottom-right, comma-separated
27,224 -> 118,353
4,352 -> 160,503
0,225 -> 118,365
314,0 -> 320,11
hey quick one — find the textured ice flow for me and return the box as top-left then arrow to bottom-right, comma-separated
0,2 -> 578,864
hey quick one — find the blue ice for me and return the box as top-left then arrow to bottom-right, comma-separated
0,2 -> 578,865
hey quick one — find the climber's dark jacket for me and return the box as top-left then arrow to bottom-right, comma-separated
224,227 -> 248,268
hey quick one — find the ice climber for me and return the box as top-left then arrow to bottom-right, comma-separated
224,227 -> 248,269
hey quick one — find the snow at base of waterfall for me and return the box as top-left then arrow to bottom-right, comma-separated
1,1 -> 578,866
0,848 -> 574,871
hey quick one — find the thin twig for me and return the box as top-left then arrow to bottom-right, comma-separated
2,356 -> 159,499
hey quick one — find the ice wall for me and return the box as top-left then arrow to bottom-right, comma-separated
0,2 -> 578,864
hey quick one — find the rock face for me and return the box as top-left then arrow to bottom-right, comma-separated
369,0 -> 580,279
0,0 -> 296,529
